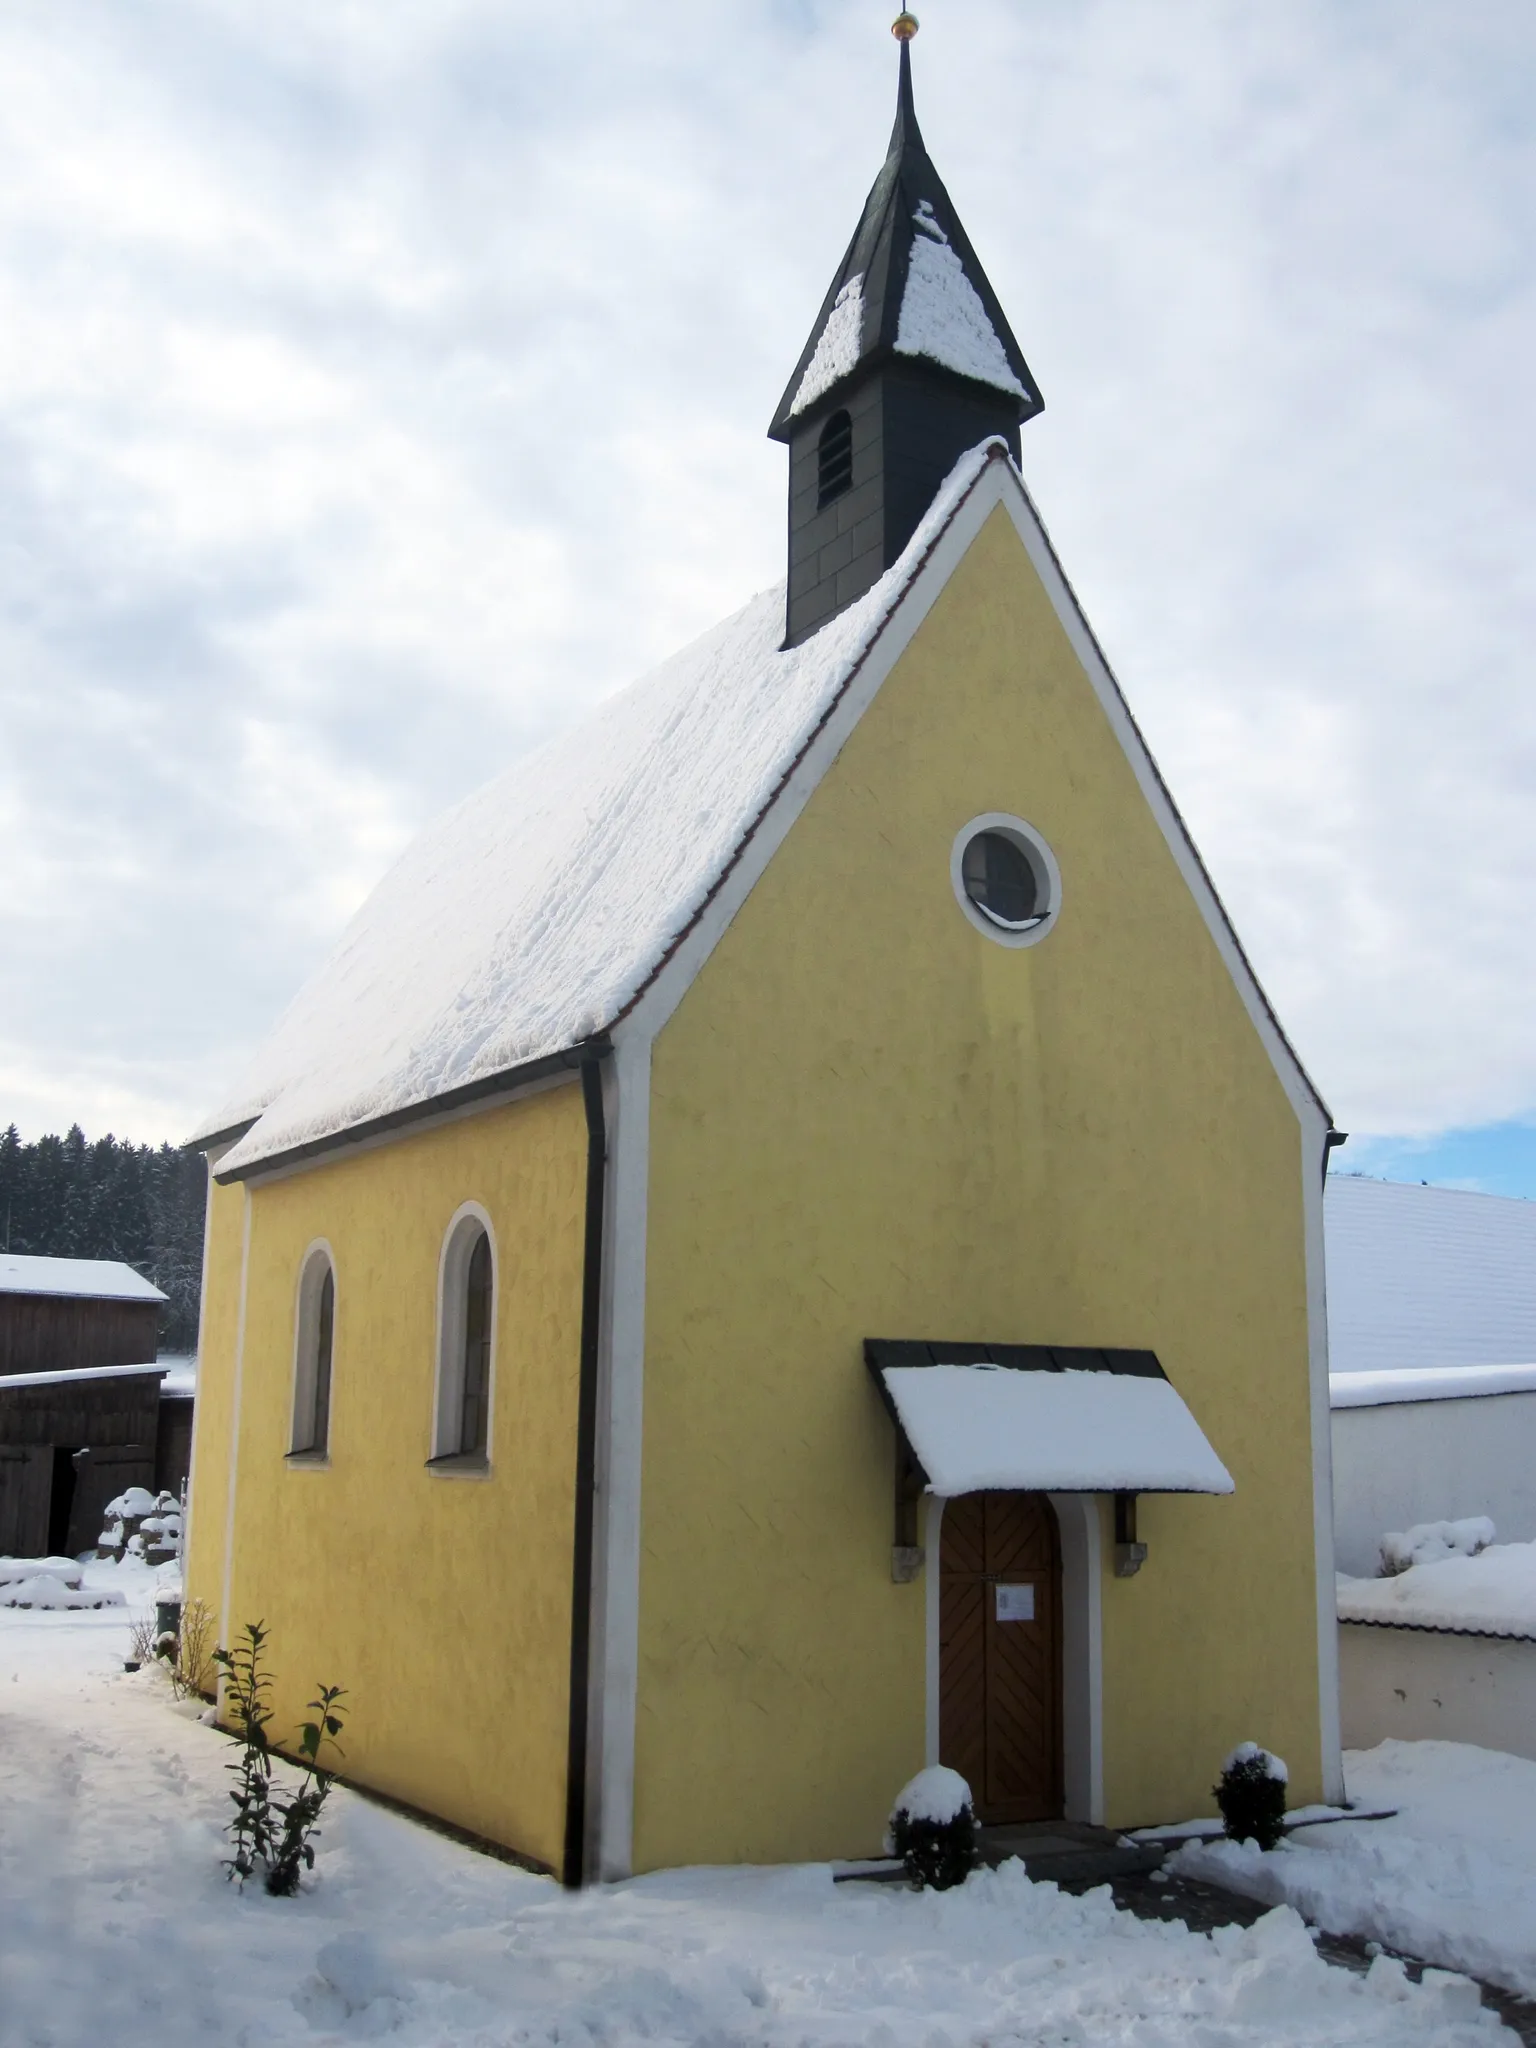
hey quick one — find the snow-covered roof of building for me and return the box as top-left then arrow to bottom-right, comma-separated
1331,1363 -> 1536,1410
1324,1174 -> 1536,1375
194,444 -> 1005,1176
867,1343 -> 1234,1496
0,1255 -> 166,1305
767,42 -> 1041,437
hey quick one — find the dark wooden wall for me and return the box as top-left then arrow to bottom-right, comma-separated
0,1293 -> 162,1376
0,1371 -> 164,1557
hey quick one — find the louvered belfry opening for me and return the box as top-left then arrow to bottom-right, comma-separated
768,36 -> 1042,647
816,409 -> 854,508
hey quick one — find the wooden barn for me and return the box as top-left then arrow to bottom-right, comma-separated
0,1254 -> 187,1558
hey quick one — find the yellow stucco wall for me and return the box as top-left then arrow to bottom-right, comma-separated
635,502 -> 1322,1868
183,1083 -> 587,1871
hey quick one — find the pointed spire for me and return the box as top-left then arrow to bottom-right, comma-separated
891,16 -> 920,149
767,24 -> 1041,441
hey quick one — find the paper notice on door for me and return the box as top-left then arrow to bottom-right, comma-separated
995,1583 -> 1035,1622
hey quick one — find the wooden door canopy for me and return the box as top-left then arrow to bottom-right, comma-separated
866,1341 -> 1229,1494
864,1338 -> 1232,1580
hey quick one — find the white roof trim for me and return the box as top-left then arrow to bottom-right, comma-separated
625,451 -> 1328,1136
878,1363 -> 1235,1497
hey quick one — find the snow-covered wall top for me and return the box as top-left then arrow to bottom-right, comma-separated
1332,1364 -> 1536,1409
1324,1174 -> 1536,1375
198,445 -> 1003,1175
1338,1538 -> 1536,1641
0,1255 -> 166,1304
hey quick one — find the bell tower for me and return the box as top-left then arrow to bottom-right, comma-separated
768,16 -> 1043,647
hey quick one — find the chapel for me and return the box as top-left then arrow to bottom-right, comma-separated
185,20 -> 1342,1884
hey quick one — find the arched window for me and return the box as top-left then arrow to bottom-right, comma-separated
290,1248 -> 335,1459
817,408 -> 853,508
432,1210 -> 496,1468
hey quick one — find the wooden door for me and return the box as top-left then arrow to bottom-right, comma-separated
0,1445 -> 54,1557
939,1491 -> 1063,1823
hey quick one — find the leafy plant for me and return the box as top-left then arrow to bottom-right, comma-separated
211,1625 -> 348,1895
265,1684 -> 348,1897
1214,1741 -> 1289,1851
212,1621 -> 276,1885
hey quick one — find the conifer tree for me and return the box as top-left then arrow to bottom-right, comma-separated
0,1124 -> 206,1349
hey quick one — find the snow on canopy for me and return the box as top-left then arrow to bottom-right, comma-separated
199,444 -> 1003,1176
879,1362 -> 1235,1496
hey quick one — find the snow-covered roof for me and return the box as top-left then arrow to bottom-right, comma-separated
870,1351 -> 1234,1496
195,445 -> 1004,1176
0,1360 -> 165,1390
769,45 -> 1040,437
1331,1363 -> 1536,1410
1324,1175 -> 1536,1375
0,1255 -> 166,1305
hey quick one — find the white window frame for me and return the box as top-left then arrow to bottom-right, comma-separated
288,1241 -> 336,1462
951,812 -> 1063,949
430,1202 -> 498,1473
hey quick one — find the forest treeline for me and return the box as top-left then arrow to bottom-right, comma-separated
0,1125 -> 205,1351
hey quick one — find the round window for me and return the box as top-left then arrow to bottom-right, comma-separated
951,815 -> 1061,948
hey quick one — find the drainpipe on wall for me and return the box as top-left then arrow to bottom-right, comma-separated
562,1051 -> 610,1888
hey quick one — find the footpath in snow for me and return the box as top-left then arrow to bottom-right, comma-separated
0,1561 -> 1518,2048
1173,1740 -> 1536,2002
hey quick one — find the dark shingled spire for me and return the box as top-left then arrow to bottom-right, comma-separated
769,30 -> 1044,646
768,36 -> 1042,442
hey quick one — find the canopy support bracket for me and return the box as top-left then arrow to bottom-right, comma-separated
1114,1491 -> 1148,1578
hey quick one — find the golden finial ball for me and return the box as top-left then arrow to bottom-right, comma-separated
891,12 -> 919,41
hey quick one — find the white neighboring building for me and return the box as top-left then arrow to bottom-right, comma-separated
1325,1174 -> 1536,1573
1330,1365 -> 1536,1577
1325,1172 -> 1536,1375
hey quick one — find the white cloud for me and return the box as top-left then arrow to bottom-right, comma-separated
0,0 -> 1532,1141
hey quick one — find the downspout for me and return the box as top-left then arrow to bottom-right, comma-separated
563,1052 -> 609,1886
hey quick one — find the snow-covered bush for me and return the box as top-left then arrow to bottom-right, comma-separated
1214,1742 -> 1288,1851
886,1766 -> 979,1891
1379,1517 -> 1495,1577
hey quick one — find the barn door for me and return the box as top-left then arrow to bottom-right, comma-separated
0,1445 -> 54,1558
939,1491 -> 1063,1824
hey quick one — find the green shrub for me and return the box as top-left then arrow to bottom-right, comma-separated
887,1767 -> 979,1891
1215,1742 -> 1288,1851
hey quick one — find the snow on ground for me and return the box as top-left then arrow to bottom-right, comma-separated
0,1571 -> 1515,2047
1172,1740 -> 1536,2001
1337,1538 -> 1536,1637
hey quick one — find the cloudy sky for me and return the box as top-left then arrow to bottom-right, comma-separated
1,0 -> 1533,1189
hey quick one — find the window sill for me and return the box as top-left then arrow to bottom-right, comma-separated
285,1450 -> 331,1469
425,1452 -> 491,1479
